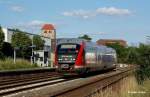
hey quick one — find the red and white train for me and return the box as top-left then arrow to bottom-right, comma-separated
55,38 -> 117,74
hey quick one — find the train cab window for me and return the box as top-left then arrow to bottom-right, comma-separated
57,44 -> 80,54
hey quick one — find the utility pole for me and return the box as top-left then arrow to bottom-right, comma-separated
31,29 -> 33,65
14,49 -> 16,64
30,35 -> 36,65
13,47 -> 19,64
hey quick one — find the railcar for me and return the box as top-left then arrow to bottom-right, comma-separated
55,38 -> 117,74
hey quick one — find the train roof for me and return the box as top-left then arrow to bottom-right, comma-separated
56,38 -> 86,45
56,38 -> 116,53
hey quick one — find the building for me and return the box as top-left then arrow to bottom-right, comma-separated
2,28 -> 14,43
33,50 -> 49,67
41,24 -> 56,39
97,39 -> 127,47
2,28 -> 51,47
2,27 -> 52,67
41,24 -> 56,67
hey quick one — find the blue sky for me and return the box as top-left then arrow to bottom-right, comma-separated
0,0 -> 150,45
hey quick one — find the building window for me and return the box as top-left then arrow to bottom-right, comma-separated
40,57 -> 43,61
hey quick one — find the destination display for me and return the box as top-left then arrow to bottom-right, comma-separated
61,44 -> 77,49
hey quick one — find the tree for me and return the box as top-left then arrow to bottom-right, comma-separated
78,34 -> 92,41
2,42 -> 13,57
33,35 -> 45,50
106,43 -> 128,63
126,47 -> 138,64
11,29 -> 32,59
134,43 -> 150,84
0,26 -> 5,59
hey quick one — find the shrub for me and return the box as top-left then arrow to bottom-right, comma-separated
0,58 -> 38,70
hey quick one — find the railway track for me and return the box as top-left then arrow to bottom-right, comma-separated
0,68 -> 63,96
54,67 -> 136,97
0,72 -> 59,87
0,77 -> 70,97
0,66 -> 135,97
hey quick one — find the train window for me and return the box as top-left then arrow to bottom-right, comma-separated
57,44 -> 80,54
102,55 -> 113,62
40,57 -> 43,61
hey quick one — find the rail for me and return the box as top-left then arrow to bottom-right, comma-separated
1,66 -> 136,97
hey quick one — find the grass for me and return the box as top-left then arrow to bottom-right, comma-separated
92,75 -> 150,97
0,58 -> 38,70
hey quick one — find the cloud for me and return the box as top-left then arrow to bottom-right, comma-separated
11,5 -> 24,12
62,7 -> 132,19
96,7 -> 131,15
94,32 -> 106,35
63,10 -> 96,19
27,20 -> 44,27
14,20 -> 46,30
79,32 -> 107,36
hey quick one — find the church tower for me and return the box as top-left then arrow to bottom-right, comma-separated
41,24 -> 56,67
41,24 -> 56,39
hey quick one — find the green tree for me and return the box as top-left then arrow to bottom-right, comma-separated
106,42 -> 150,84
106,43 -> 128,63
134,44 -> 150,84
119,43 -> 150,84
33,35 -> 45,50
0,26 -> 5,59
11,29 -> 32,59
126,47 -> 139,64
78,34 -> 92,41
2,42 -> 13,57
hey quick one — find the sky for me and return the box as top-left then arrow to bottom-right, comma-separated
0,0 -> 150,45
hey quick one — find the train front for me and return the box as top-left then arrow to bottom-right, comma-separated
55,42 -> 84,74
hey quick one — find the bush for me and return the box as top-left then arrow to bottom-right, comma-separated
0,58 -> 38,70
133,44 -> 150,84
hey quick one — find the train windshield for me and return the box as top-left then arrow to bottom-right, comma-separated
57,44 -> 80,54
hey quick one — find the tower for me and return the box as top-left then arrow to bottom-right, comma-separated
41,24 -> 56,67
41,24 -> 56,39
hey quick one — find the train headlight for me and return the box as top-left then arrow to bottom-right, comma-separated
58,59 -> 62,61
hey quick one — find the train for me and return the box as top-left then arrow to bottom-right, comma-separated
55,38 -> 117,74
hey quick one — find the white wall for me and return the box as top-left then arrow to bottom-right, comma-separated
2,28 -> 8,42
2,28 -> 14,43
